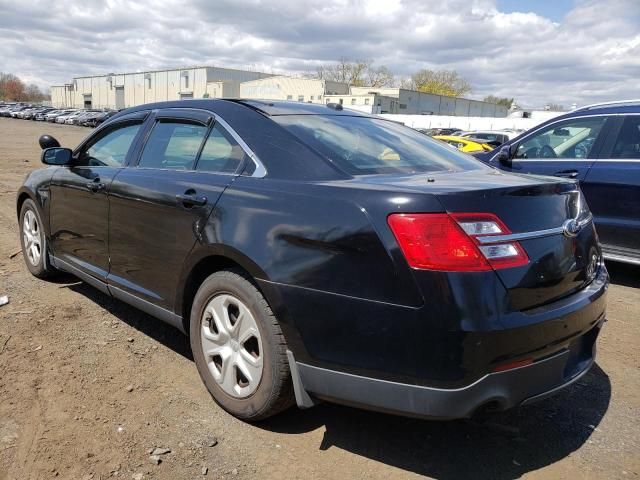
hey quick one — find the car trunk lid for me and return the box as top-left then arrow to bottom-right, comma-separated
359,169 -> 601,310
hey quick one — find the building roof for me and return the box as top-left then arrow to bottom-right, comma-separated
71,65 -> 273,80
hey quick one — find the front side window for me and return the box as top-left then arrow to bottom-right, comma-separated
515,117 -> 606,160
77,122 -> 142,167
274,115 -> 484,175
611,116 -> 640,159
138,121 -> 207,170
196,123 -> 247,174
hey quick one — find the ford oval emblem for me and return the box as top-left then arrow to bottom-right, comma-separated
562,219 -> 581,237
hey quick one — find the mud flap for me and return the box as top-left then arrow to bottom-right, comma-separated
286,350 -> 320,409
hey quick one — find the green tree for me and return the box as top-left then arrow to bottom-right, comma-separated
409,69 -> 471,97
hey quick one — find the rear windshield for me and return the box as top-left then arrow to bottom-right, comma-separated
274,115 -> 484,175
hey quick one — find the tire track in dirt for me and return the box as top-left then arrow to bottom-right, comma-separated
9,387 -> 44,480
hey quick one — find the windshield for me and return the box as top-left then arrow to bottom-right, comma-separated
274,115 -> 485,175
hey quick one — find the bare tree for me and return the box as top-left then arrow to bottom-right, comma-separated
483,95 -> 514,108
398,76 -> 416,90
366,65 -> 395,88
313,59 -> 394,87
25,84 -> 48,102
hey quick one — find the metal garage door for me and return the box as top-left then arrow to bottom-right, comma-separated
115,87 -> 125,109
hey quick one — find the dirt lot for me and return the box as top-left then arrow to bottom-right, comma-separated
0,117 -> 638,480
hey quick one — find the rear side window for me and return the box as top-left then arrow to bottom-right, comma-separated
139,121 -> 207,170
611,116 -> 640,159
274,115 -> 483,175
196,124 -> 247,174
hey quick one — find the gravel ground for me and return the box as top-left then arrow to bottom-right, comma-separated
0,118 -> 638,480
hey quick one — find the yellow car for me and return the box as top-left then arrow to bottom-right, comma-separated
433,135 -> 494,153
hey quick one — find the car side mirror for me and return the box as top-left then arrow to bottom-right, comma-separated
42,147 -> 73,166
496,145 -> 512,166
39,134 -> 61,150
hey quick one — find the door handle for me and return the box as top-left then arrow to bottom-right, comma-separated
176,191 -> 208,207
86,179 -> 106,192
555,170 -> 579,179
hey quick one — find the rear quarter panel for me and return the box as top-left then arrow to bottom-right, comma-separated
185,176 -> 446,365
198,176 -> 436,305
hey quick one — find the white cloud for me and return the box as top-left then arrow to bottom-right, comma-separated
0,0 -> 638,106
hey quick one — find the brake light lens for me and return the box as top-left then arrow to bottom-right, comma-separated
387,212 -> 529,271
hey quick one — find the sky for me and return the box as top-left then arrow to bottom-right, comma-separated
0,0 -> 638,107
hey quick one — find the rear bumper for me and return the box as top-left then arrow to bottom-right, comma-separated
289,317 -> 603,419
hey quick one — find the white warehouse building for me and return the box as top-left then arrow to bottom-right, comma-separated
50,67 -> 508,118
50,66 -> 274,110
238,79 -> 507,117
239,76 -> 349,104
332,87 -> 508,117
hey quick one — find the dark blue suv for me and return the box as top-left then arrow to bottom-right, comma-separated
474,101 -> 640,266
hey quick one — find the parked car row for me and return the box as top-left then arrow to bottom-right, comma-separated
455,129 -> 523,145
0,102 -> 118,127
433,135 -> 496,153
418,127 -> 526,153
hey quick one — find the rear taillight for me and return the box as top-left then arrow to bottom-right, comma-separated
492,357 -> 534,372
387,212 -> 529,272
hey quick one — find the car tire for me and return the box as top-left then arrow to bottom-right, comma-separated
19,199 -> 57,278
190,269 -> 294,421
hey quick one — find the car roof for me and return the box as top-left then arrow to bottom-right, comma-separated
117,99 -> 371,118
551,103 -> 640,120
503,102 -> 640,144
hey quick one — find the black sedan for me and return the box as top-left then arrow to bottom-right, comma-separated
17,100 -> 608,421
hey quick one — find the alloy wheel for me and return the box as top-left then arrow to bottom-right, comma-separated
23,210 -> 42,266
